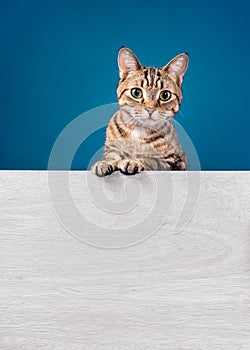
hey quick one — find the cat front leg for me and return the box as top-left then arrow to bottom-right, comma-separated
119,156 -> 170,172
136,156 -> 186,171
92,150 -> 122,177
117,158 -> 145,175
91,160 -> 115,177
117,156 -> 171,175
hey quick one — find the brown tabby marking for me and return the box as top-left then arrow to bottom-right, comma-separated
92,47 -> 189,176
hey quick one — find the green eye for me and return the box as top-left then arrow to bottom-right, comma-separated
131,88 -> 143,99
159,90 -> 171,101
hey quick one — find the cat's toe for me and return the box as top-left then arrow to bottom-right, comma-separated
118,159 -> 144,175
92,161 -> 113,177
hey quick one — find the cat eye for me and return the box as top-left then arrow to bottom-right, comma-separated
159,90 -> 171,101
131,88 -> 143,99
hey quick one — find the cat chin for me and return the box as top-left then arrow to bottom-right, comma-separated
131,120 -> 166,137
137,114 -> 166,125
135,118 -> 166,132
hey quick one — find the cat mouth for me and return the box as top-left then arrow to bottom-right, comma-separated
141,113 -> 158,122
137,116 -> 160,128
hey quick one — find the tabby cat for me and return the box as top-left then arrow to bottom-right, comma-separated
92,47 -> 189,176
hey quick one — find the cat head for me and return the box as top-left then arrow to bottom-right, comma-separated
117,47 -> 189,129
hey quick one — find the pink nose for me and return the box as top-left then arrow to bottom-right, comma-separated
146,108 -> 155,116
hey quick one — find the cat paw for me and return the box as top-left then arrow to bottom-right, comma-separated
92,161 -> 113,177
118,159 -> 144,175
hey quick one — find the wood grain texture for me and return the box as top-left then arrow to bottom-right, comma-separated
0,171 -> 250,349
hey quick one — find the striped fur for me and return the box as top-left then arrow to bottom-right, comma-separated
92,47 -> 189,176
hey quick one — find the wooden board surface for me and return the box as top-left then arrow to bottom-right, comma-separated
0,171 -> 250,349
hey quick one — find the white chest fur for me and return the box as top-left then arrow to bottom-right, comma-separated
131,126 -> 150,139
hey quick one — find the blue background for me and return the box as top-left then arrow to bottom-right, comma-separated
1,0 -> 250,170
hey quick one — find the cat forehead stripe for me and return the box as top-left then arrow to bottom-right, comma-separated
147,68 -> 153,87
142,67 -> 163,88
154,69 -> 163,88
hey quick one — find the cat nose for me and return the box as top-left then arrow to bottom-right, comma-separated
146,107 -> 155,116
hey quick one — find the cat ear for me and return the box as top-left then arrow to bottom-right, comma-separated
118,47 -> 142,79
162,53 -> 189,85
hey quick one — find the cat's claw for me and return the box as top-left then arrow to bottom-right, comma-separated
92,161 -> 113,177
118,159 -> 144,175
